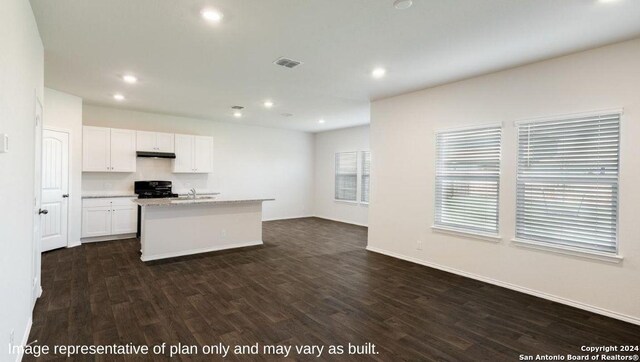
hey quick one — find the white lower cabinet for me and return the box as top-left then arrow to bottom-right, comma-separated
111,203 -> 137,234
82,206 -> 112,237
82,198 -> 137,239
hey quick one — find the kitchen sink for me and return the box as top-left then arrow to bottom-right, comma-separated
174,196 -> 216,201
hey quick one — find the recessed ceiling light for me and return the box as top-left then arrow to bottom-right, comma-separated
264,100 -> 274,108
393,0 -> 413,10
318,119 -> 325,124
201,9 -> 223,23
233,111 -> 242,118
113,94 -> 125,101
122,75 -> 137,84
372,67 -> 386,79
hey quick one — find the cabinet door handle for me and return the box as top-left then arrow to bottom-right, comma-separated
39,209 -> 48,215
62,194 -> 69,198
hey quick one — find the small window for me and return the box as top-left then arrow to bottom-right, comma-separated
335,152 -> 358,201
361,151 -> 371,203
435,125 -> 502,235
516,112 -> 620,254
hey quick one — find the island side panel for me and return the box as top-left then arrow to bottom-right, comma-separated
140,202 -> 263,261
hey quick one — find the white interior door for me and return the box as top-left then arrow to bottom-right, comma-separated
41,129 -> 69,252
32,96 -> 43,307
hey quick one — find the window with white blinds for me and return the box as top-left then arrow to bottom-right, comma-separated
435,126 -> 502,235
335,152 -> 358,201
361,151 -> 371,203
516,112 -> 620,254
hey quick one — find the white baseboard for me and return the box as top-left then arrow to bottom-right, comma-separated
260,215 -> 368,227
314,215 -> 368,227
262,215 -> 313,222
81,233 -> 136,243
366,245 -> 640,326
14,317 -> 33,362
141,240 -> 263,262
67,241 -> 81,248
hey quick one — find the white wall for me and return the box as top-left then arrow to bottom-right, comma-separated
0,0 -> 44,360
82,105 -> 315,221
314,125 -> 370,226
368,38 -> 640,324
43,88 -> 83,247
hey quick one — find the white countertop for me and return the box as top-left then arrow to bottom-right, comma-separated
82,191 -> 220,199
82,193 -> 136,199
134,197 -> 274,207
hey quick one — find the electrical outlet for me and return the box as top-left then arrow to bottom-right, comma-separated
416,240 -> 423,250
220,229 -> 227,239
9,329 -> 14,346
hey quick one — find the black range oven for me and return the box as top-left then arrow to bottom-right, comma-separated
134,181 -> 178,237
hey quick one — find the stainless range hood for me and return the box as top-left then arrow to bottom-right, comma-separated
136,151 -> 176,159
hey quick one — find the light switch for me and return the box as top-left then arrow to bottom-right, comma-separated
0,134 -> 8,153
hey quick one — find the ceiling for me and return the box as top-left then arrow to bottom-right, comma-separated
30,0 -> 640,132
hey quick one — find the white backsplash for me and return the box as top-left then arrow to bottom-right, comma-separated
82,157 -> 219,194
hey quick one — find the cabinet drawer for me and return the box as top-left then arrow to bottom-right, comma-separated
82,198 -> 112,208
111,197 -> 137,207
83,197 -> 136,208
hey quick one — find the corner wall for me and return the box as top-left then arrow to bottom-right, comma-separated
0,0 -> 44,359
368,38 -> 640,323
313,125 -> 370,226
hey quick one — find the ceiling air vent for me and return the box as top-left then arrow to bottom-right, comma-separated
231,106 -> 244,110
273,57 -> 303,69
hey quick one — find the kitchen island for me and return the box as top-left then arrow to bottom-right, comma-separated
135,197 -> 274,261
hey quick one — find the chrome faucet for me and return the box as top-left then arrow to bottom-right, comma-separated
189,188 -> 197,199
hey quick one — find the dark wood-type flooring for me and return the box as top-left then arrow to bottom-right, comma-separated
27,218 -> 639,361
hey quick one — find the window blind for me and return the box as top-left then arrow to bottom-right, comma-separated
516,113 -> 620,254
361,151 -> 371,203
435,126 -> 502,234
335,152 -> 358,201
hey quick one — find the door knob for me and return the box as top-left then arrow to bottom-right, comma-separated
39,209 -> 48,215
62,194 -> 69,198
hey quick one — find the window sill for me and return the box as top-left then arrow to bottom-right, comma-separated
511,238 -> 623,264
431,225 -> 502,243
334,199 -> 359,205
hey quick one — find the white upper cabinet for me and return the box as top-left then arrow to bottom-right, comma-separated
83,126 -> 136,172
136,131 -> 156,152
136,131 -> 175,153
173,134 -> 194,173
194,136 -> 213,173
82,126 -> 111,172
110,128 -> 136,172
173,134 -> 213,173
